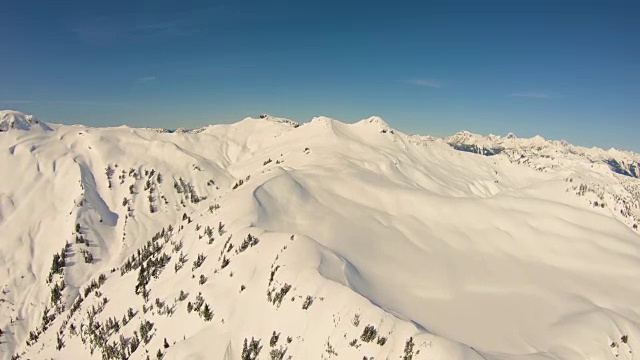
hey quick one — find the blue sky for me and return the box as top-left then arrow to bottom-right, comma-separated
1,0 -> 638,150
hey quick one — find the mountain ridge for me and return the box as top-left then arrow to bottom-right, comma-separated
6,109 -> 635,161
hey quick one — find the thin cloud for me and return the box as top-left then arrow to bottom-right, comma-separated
136,76 -> 157,84
509,91 -> 552,99
402,79 -> 442,88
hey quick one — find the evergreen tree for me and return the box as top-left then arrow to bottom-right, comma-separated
201,303 -> 213,321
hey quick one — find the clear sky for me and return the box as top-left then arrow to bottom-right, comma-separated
1,0 -> 638,151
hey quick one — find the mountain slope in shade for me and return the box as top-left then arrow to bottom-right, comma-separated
0,111 -> 639,360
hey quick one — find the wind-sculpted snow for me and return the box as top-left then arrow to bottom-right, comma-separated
0,111 -> 639,360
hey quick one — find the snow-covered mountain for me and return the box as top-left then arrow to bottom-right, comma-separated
0,110 -> 52,132
0,110 -> 639,360
445,130 -> 640,178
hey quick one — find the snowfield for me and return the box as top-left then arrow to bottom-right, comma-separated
0,110 -> 639,360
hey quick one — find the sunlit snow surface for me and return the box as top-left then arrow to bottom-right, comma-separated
1,110 -> 639,360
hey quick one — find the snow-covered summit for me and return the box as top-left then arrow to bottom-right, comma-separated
355,116 -> 392,132
258,113 -> 300,128
0,110 -> 52,132
309,115 -> 338,125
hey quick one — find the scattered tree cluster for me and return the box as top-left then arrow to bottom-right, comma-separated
238,233 -> 260,253
121,226 -> 174,276
192,253 -> 206,270
186,292 -> 214,321
47,248 -> 66,283
302,295 -> 313,310
105,165 -> 115,189
403,337 -> 415,360
232,176 -> 251,190
174,177 -> 206,204
360,325 -> 377,343
79,248 -> 94,263
269,331 -> 289,360
242,337 -> 263,360
268,283 -> 292,308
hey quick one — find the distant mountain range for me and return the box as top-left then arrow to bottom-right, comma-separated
444,130 -> 640,178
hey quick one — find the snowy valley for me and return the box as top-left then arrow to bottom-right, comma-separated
0,109 -> 639,360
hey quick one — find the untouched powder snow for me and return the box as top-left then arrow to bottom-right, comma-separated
0,110 -> 639,360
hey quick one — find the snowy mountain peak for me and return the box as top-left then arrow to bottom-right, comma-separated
445,130 -> 487,144
0,110 -> 52,132
309,115 -> 340,129
258,114 -> 300,128
505,132 -> 517,139
356,116 -> 391,131
451,130 -> 481,138
607,147 -> 632,159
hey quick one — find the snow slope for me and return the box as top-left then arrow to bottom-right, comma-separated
0,110 -> 639,360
